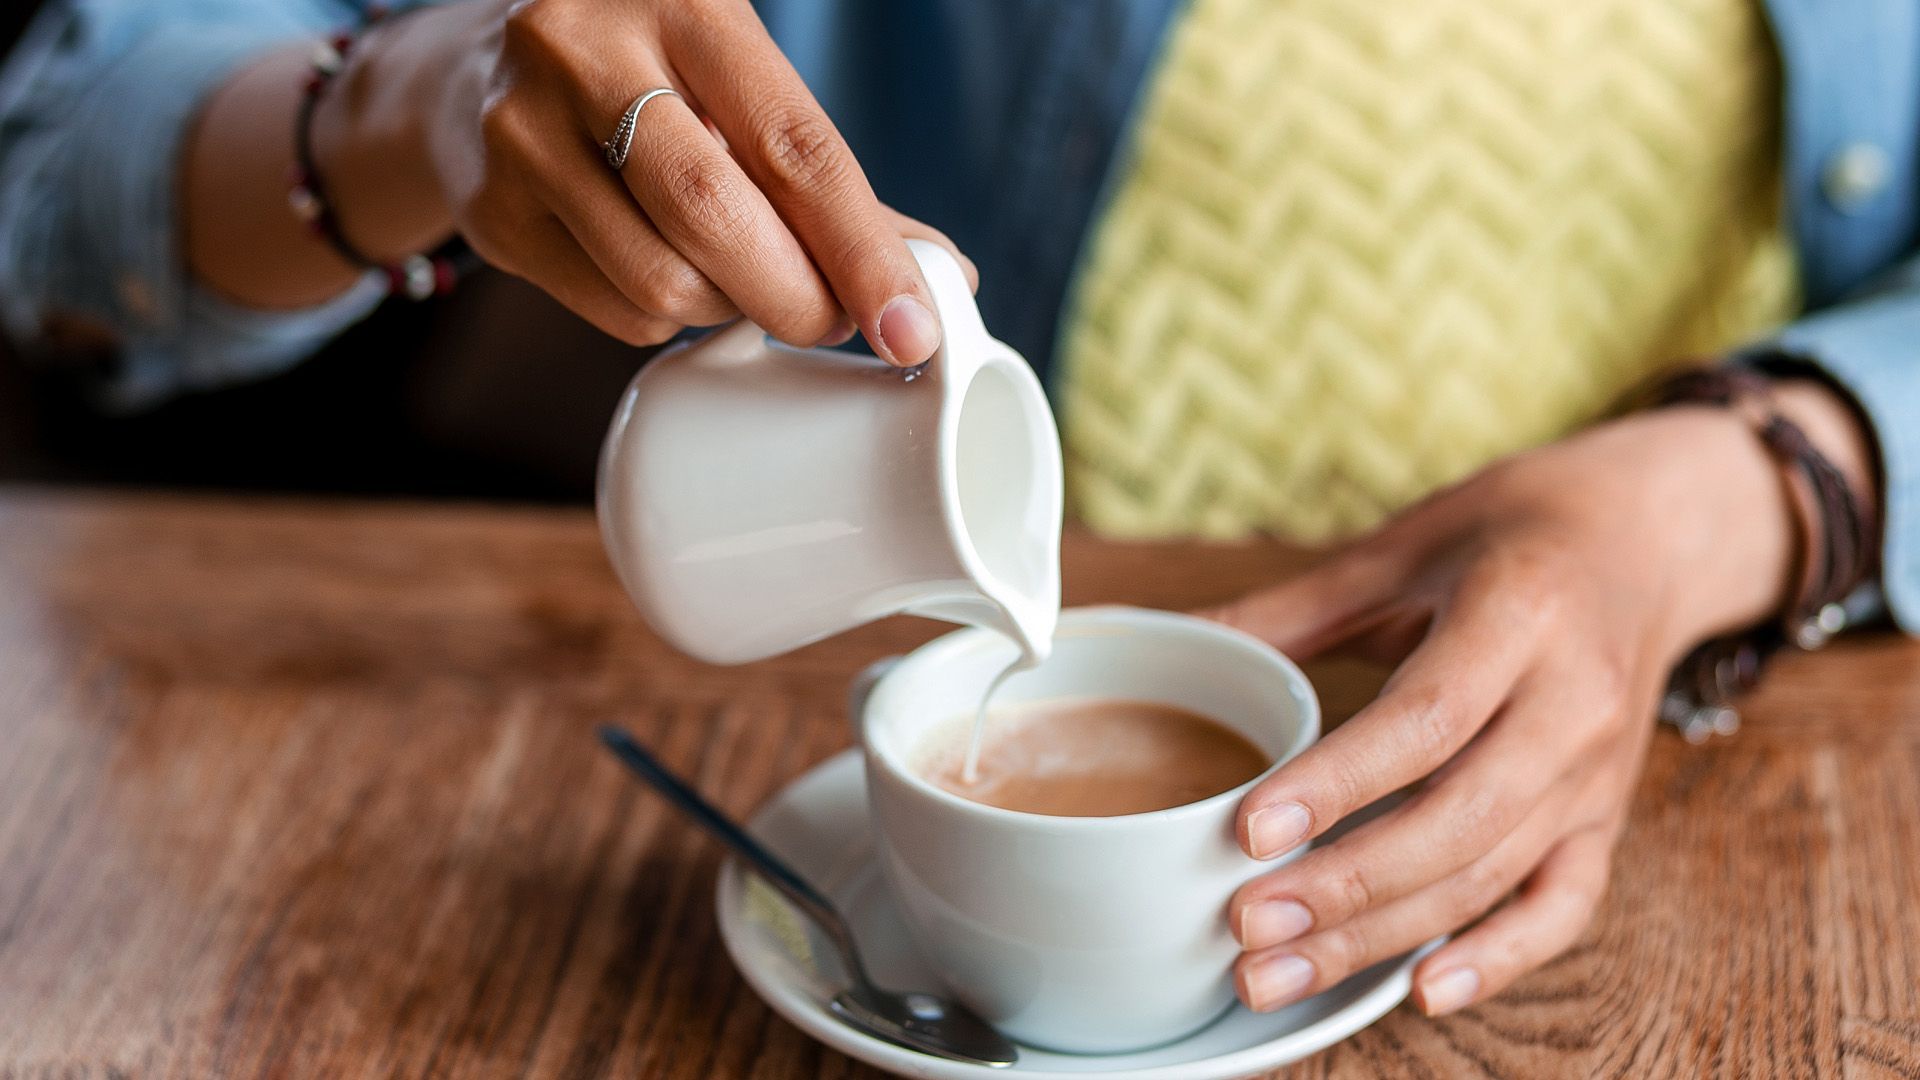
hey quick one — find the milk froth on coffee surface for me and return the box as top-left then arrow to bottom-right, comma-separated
915,699 -> 1269,817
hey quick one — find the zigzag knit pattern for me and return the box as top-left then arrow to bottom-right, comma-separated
1057,0 -> 1798,542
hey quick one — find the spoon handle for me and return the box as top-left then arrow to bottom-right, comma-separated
596,726 -> 860,964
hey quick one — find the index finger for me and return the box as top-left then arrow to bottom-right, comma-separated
1236,588 -> 1538,860
664,5 -> 944,365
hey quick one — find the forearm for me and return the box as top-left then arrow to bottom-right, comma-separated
182,5 -> 476,310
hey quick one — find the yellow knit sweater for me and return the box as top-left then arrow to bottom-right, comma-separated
1056,0 -> 1797,542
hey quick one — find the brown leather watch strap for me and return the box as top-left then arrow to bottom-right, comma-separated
1640,366 -> 1877,741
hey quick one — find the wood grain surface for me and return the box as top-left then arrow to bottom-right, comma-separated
1,489 -> 1916,1079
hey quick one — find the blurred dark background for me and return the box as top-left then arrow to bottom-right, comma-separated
0,269 -> 653,502
0,1 -> 654,504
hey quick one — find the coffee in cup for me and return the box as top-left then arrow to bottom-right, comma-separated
913,699 -> 1270,817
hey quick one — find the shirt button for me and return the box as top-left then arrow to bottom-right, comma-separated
1822,142 -> 1891,213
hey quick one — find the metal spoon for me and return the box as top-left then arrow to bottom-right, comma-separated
597,726 -> 1020,1068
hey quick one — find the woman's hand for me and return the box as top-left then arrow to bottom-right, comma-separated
1203,383 -> 1871,1017
195,0 -> 969,357
415,0 -> 972,356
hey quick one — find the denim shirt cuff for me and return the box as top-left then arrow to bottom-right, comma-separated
1739,291 -> 1920,635
103,275 -> 388,412
8,18 -> 387,410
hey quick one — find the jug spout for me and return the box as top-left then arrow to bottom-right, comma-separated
922,342 -> 1062,663
908,592 -> 1057,666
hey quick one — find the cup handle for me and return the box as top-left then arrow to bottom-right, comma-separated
847,656 -> 902,745
905,239 -> 990,351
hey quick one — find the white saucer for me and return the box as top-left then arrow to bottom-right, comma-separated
715,750 -> 1442,1079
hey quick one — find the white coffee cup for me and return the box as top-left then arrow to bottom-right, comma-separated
854,605 -> 1320,1054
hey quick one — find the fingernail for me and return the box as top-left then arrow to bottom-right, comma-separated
821,315 -> 857,347
1239,899 -> 1313,947
1418,966 -> 1480,1016
1243,953 -> 1315,1011
1245,802 -> 1312,859
876,295 -> 939,365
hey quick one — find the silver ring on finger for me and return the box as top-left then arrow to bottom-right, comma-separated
603,87 -> 681,171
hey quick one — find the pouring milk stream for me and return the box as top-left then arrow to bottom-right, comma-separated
596,240 -> 1062,768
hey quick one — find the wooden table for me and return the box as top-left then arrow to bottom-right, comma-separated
3,490 -> 1917,1079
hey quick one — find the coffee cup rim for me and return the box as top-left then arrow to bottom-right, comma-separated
859,604 -> 1321,830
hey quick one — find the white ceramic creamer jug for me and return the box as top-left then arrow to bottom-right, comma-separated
597,240 -> 1062,665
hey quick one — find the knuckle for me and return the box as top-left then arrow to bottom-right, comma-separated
1450,857 -> 1512,923
1327,862 -> 1376,921
500,0 -> 576,64
767,303 -> 838,346
1487,929 -> 1534,973
746,271 -> 839,343
753,106 -> 849,195
463,178 -> 514,225
663,156 -> 750,237
1563,853 -> 1613,911
819,228 -> 892,282
477,97 -> 513,150
1399,686 -> 1462,765
659,0 -> 725,37
1318,924 -> 1371,978
477,96 -> 540,163
456,185 -> 539,255
1584,659 -> 1632,725
1558,888 -> 1602,934
1331,551 -> 1397,602
1574,696 -> 1631,753
1319,755 -> 1370,825
1475,540 -> 1572,630
463,231 -> 515,274
1442,785 -> 1508,855
632,260 -> 718,317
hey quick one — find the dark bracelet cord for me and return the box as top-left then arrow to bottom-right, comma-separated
1642,366 -> 1877,741
287,4 -> 476,300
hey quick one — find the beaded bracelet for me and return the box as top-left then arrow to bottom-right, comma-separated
1640,366 -> 1877,742
287,3 -> 461,301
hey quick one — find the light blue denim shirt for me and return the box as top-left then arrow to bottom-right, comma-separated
3,0 -> 1917,630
